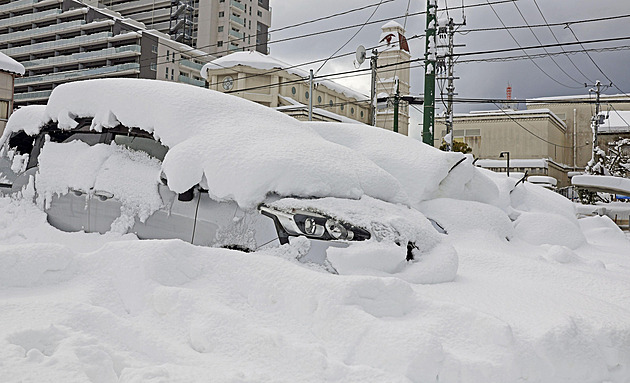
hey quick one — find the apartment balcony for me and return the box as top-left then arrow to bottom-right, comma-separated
229,14 -> 243,26
228,42 -> 240,52
22,44 -> 141,70
179,58 -> 203,71
129,7 -> 170,23
178,74 -> 205,87
15,62 -> 140,87
13,89 -> 52,102
230,0 -> 244,12
0,20 -> 85,44
2,31 -> 113,56
0,0 -> 37,15
228,29 -> 243,40
109,0 -> 171,15
0,8 -> 61,29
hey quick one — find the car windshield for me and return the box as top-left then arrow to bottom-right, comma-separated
113,134 -> 168,161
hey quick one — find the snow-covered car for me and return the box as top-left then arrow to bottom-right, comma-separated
0,79 -> 458,277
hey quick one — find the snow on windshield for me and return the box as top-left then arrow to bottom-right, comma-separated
12,79 -> 408,208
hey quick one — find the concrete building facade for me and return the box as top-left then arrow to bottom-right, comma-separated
0,0 -> 212,106
97,0 -> 271,57
201,51 -> 370,124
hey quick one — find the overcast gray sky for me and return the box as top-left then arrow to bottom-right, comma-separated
267,0 -> 630,138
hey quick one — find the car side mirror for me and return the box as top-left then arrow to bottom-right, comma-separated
178,187 -> 194,202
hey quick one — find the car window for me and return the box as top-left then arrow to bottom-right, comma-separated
60,132 -> 103,146
113,134 -> 168,161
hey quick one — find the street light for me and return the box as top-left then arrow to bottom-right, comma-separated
499,151 -> 510,177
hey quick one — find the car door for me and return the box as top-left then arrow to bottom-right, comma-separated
88,131 -> 197,241
39,130 -> 108,232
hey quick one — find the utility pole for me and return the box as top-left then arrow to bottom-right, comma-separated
370,49 -> 378,126
436,17 -> 465,151
586,80 -> 610,174
308,69 -> 314,121
422,0 -> 437,145
393,78 -> 400,133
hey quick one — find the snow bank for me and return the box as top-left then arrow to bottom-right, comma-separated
22,79 -> 407,208
1,194 -> 629,382
0,105 -> 47,147
513,212 -> 586,249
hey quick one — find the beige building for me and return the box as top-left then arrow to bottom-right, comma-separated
526,94 -> 630,168
435,108 -> 572,185
200,51 -> 370,123
0,52 -> 24,135
375,21 -> 411,135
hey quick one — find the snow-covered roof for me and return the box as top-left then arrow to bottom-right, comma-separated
598,110 -> 630,133
572,174 -> 630,195
275,96 -> 362,124
453,108 -> 566,128
527,175 -> 558,186
200,51 -> 367,101
0,52 -> 24,76
381,20 -> 404,30
527,93 -> 630,103
476,159 -> 549,169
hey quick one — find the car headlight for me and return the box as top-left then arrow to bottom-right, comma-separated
259,205 -> 370,244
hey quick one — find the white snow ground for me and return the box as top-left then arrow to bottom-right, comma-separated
0,194 -> 629,382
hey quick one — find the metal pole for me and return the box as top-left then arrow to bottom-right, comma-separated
370,49 -> 378,126
422,0 -> 437,145
309,69 -> 313,121
445,18 -> 455,151
507,152 -> 510,178
393,78 -> 399,133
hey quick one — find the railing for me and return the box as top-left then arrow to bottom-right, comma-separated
230,0 -> 244,11
14,89 -> 52,101
2,31 -> 113,56
0,0 -> 37,14
178,74 -> 205,87
0,8 -> 61,28
22,45 -> 141,69
228,29 -> 243,39
0,20 -> 85,44
229,14 -> 243,26
15,62 -> 140,85
228,42 -> 240,52
179,59 -> 203,71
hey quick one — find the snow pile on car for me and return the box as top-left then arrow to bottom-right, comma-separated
10,79 -> 405,209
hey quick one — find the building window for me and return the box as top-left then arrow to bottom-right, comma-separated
219,0 -> 224,2
317,95 -> 322,104
257,10 -> 262,17
166,50 -> 169,60
291,86 -> 296,95
351,107 -> 355,115
219,11 -> 224,17
340,104 -> 344,111
165,67 -> 168,79
218,26 -> 223,32
171,69 -> 174,80
217,41 -> 223,47
0,100 -> 9,120
361,110 -> 364,118
151,45 -> 158,53
329,100 -> 333,107
150,63 -> 157,71
305,91 -> 309,99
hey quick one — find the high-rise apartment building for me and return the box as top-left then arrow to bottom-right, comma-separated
97,0 -> 271,57
0,0 -> 212,106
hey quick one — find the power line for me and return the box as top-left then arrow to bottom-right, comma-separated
453,44 -> 630,64
511,0 -> 583,86
530,0 -> 592,83
455,13 -> 630,34
485,0 -> 581,89
315,0 -> 385,73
